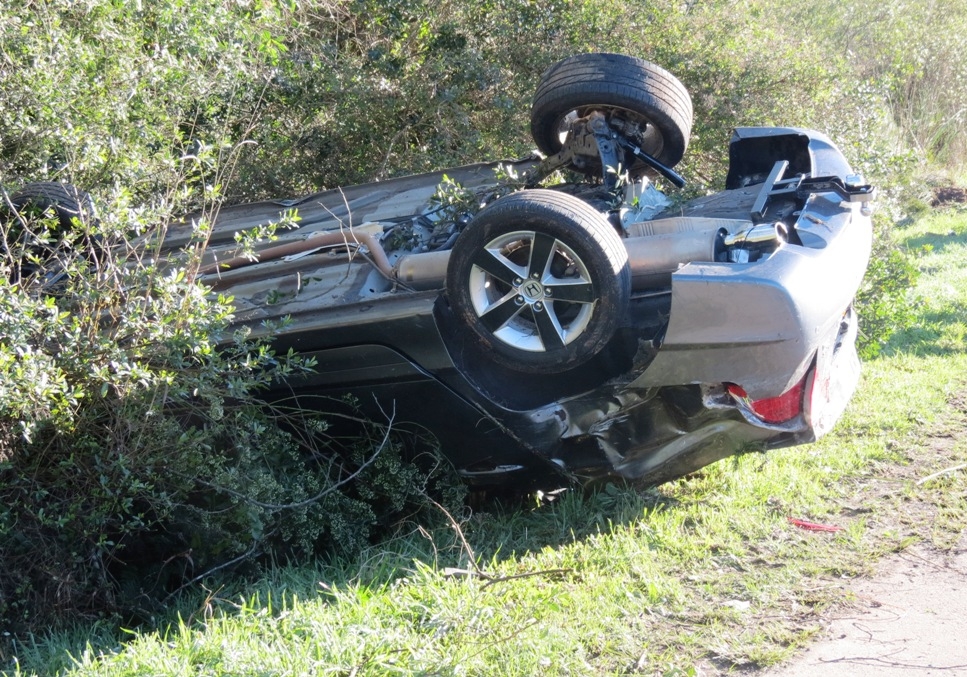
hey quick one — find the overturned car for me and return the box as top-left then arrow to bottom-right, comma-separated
12,54 -> 875,488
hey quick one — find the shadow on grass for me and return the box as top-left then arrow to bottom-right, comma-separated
879,304 -> 967,358
9,480 -> 686,673
302,481 -> 685,592
901,227 -> 967,256
461,482 -> 683,558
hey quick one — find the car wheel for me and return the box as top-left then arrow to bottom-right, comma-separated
3,182 -> 99,281
530,53 -> 693,176
446,189 -> 630,373
7,182 -> 98,232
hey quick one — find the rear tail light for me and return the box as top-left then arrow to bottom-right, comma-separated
727,374 -> 809,424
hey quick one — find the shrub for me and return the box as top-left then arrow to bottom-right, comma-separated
853,212 -> 921,359
0,193 -> 462,633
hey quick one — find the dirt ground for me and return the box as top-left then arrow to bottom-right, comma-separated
762,536 -> 967,676
760,388 -> 967,676
932,185 -> 967,207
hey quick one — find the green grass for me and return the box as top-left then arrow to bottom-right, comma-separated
5,208 -> 967,676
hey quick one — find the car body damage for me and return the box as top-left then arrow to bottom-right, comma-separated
148,54 -> 873,488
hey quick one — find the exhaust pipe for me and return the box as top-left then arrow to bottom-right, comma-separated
201,216 -> 786,293
396,217 -> 754,291
623,226 -> 726,289
724,222 -> 788,248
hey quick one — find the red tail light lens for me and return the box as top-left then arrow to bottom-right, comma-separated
727,378 -> 807,424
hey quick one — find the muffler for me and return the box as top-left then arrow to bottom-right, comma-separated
394,217 -> 755,291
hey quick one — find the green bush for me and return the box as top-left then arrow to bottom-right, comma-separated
854,212 -> 921,358
0,196 -> 462,633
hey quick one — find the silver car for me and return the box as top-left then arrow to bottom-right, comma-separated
33,53 -> 874,488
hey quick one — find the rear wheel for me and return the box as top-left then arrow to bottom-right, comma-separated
531,53 -> 693,177
446,190 -> 630,373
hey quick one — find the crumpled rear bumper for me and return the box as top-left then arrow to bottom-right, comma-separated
539,305 -> 861,486
633,192 -> 871,401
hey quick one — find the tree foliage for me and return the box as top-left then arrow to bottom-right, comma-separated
3,0 -> 962,200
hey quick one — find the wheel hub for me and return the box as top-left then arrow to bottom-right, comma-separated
518,277 -> 546,305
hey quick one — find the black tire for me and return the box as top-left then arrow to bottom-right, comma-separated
446,189 -> 630,374
531,53 -> 693,176
2,182 -> 99,282
7,182 -> 97,232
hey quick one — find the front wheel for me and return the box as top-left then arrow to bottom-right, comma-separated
2,182 -> 99,283
446,190 -> 630,374
6,182 -> 98,232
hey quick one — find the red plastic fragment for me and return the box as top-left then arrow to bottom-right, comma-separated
787,517 -> 843,532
